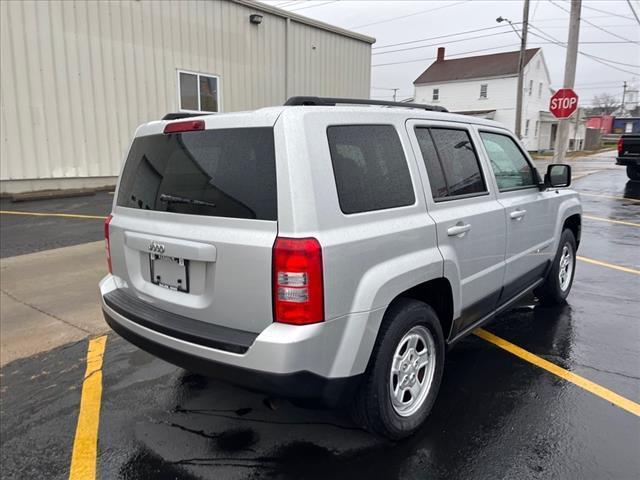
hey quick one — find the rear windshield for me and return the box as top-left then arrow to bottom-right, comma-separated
116,128 -> 277,220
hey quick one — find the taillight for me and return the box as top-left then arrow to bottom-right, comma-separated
617,136 -> 623,156
104,214 -> 113,273
272,237 -> 324,325
163,119 -> 205,134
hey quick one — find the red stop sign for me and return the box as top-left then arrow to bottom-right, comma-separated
549,88 -> 579,119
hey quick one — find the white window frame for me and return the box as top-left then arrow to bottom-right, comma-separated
524,119 -> 530,136
534,120 -> 539,137
432,88 -> 440,101
528,80 -> 533,96
538,82 -> 543,98
177,69 -> 222,113
479,83 -> 488,99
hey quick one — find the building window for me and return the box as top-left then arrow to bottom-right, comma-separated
538,82 -> 543,98
528,80 -> 533,96
524,119 -> 530,136
178,70 -> 220,112
433,88 -> 439,101
479,84 -> 488,99
535,120 -> 539,137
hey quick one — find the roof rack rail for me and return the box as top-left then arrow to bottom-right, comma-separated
284,96 -> 448,112
162,112 -> 209,120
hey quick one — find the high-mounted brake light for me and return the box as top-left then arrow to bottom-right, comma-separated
104,214 -> 113,273
617,136 -> 624,156
164,119 -> 205,134
273,237 -> 324,325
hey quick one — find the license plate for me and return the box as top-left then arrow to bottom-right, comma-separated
150,254 -> 189,292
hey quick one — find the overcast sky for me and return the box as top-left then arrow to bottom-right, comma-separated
262,0 -> 640,107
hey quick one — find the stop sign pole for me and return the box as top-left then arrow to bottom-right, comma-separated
553,0 -> 582,163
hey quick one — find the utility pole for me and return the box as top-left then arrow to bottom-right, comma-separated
553,0 -> 582,163
392,88 -> 399,102
621,81 -> 627,115
514,0 -> 530,139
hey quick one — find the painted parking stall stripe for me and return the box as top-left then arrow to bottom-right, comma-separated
577,256 -> 640,275
0,210 -> 106,220
69,336 -> 107,480
475,328 -> 640,417
583,214 -> 640,228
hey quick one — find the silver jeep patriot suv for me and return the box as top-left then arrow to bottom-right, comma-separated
101,97 -> 581,439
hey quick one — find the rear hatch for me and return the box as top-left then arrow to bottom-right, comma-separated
108,122 -> 278,334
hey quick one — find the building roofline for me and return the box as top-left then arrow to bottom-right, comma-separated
233,0 -> 376,44
414,73 -> 518,86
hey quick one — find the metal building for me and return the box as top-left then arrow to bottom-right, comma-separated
0,0 -> 374,194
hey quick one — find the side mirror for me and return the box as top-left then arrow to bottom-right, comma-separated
543,164 -> 571,189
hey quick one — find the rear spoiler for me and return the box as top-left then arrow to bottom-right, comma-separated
162,112 -> 209,121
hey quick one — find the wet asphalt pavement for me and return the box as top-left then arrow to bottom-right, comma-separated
0,192 -> 112,258
1,168 -> 639,479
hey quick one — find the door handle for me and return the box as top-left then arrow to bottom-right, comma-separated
510,209 -> 527,220
447,223 -> 472,237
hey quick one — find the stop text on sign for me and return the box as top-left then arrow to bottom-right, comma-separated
550,96 -> 577,110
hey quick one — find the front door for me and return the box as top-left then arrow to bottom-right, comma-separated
476,128 -> 556,302
407,121 -> 506,336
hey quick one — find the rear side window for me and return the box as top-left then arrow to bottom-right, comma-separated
327,125 -> 415,214
116,128 -> 277,220
423,128 -> 486,199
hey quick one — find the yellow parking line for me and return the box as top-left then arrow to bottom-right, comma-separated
475,328 -> 640,417
0,210 -> 106,220
578,192 -> 640,203
69,336 -> 107,480
583,214 -> 640,227
577,255 -> 640,275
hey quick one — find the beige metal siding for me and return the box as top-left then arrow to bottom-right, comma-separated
0,0 -> 372,189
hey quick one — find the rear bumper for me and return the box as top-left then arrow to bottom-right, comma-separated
99,275 -> 378,406
616,156 -> 640,166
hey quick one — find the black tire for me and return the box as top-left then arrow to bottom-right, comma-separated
627,165 -> 640,182
535,229 -> 577,305
350,298 -> 445,440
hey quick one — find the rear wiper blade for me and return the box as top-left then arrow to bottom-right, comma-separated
160,194 -> 216,208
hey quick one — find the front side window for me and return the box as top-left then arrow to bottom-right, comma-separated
480,132 -> 536,191
327,125 -> 415,214
433,88 -> 440,101
179,71 -> 219,112
415,128 -> 448,199
425,128 -> 487,198
480,84 -> 488,99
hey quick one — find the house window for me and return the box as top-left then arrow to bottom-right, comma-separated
538,82 -> 543,98
535,120 -> 539,137
178,70 -> 220,112
479,84 -> 488,99
433,88 -> 439,101
525,119 -> 530,136
528,80 -> 533,96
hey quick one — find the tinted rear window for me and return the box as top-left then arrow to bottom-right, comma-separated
327,125 -> 415,214
116,128 -> 277,220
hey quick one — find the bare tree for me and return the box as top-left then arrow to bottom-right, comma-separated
590,93 -> 620,115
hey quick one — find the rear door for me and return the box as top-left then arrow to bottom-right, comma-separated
108,121 -> 278,334
407,121 -> 506,336
476,127 -> 556,301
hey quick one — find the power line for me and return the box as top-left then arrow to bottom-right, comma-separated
373,30 -> 515,56
548,0 -> 640,44
373,24 -> 516,50
626,0 -> 640,26
288,1 -> 337,12
372,43 -> 521,67
528,26 -> 640,75
564,0 -> 636,20
349,0 -> 471,29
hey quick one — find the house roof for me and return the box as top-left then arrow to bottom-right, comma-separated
414,48 -> 541,84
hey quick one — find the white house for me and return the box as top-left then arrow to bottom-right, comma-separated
413,47 -> 584,151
